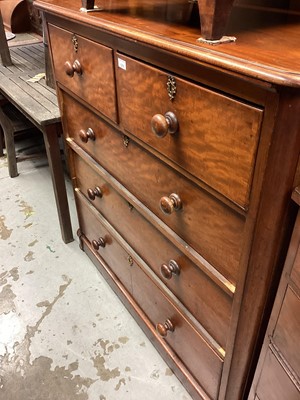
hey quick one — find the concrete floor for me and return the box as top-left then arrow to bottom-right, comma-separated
0,135 -> 193,400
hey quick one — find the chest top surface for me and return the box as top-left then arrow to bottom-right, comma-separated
35,0 -> 300,87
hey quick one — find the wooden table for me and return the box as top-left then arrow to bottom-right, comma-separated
0,42 -> 73,243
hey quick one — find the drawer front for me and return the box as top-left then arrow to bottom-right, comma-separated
76,190 -> 223,399
115,53 -> 263,208
62,92 -> 245,284
72,152 -> 232,349
48,24 -> 117,122
273,286 -> 300,377
76,194 -> 132,291
256,349 -> 300,400
132,260 -> 223,399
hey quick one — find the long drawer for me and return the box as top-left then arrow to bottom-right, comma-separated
115,53 -> 263,208
62,91 -> 245,284
48,24 -> 117,122
72,151 -> 232,349
75,193 -> 223,399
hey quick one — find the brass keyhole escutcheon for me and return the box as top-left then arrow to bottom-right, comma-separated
123,135 -> 130,147
72,34 -> 79,52
167,75 -> 176,101
127,255 -> 133,266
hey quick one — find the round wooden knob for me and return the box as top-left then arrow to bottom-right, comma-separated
87,186 -> 103,200
72,59 -> 82,75
159,193 -> 182,215
79,128 -> 95,143
92,237 -> 106,250
151,111 -> 178,138
64,61 -> 74,77
161,260 -> 180,280
64,60 -> 82,77
156,319 -> 175,337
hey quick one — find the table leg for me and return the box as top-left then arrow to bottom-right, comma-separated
0,106 -> 18,177
42,123 -> 73,243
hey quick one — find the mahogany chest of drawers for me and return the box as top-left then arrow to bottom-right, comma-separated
35,1 -> 300,398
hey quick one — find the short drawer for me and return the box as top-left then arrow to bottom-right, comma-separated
75,194 -> 132,291
48,24 -> 117,122
72,151 -> 232,349
256,348 -> 300,400
132,259 -> 223,399
62,91 -> 245,284
273,286 -> 300,377
115,53 -> 263,208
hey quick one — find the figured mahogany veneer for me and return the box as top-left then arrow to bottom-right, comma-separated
76,192 -> 224,399
48,24 -> 117,123
72,151 -> 232,349
61,91 -> 244,284
38,1 -> 300,399
116,53 -> 263,208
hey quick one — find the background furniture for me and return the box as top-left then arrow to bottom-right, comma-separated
0,40 -> 73,243
248,186 -> 300,400
36,0 -> 300,398
0,0 -> 31,32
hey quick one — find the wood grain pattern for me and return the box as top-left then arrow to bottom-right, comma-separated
48,23 -> 117,122
36,0 -> 300,86
273,286 -> 300,378
39,3 -> 300,399
256,349 -> 299,400
72,150 -> 232,349
76,188 -> 223,398
131,249 -> 223,400
61,91 -> 245,284
116,53 -> 263,208
75,193 -> 133,291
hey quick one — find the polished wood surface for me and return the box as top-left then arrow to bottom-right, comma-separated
72,151 -> 232,349
255,349 -> 300,400
76,193 -> 133,290
48,23 -> 117,122
116,53 -> 263,208
249,193 -> 300,399
273,286 -> 300,377
197,0 -> 234,40
132,251 -> 223,400
35,0 -> 300,86
38,1 -> 300,399
61,91 -> 244,285
76,189 -> 224,399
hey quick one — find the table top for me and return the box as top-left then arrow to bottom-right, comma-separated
35,0 -> 300,87
0,42 -> 60,126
